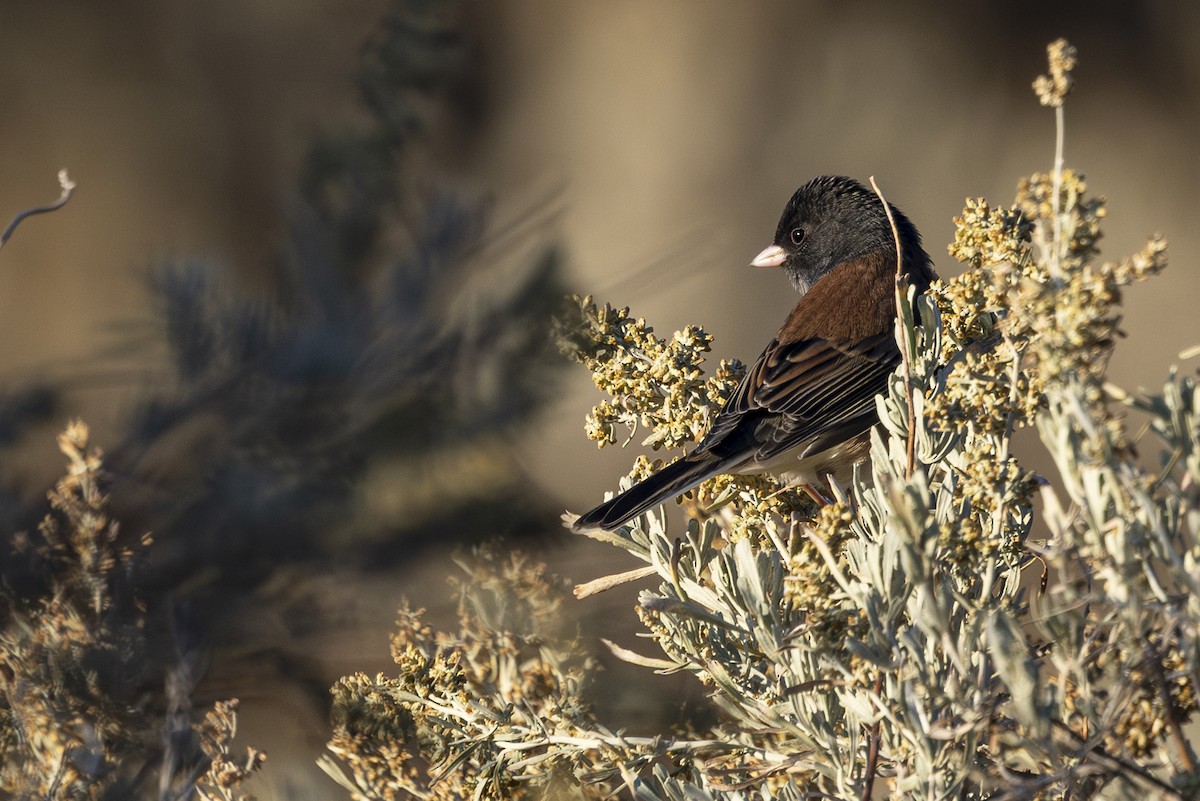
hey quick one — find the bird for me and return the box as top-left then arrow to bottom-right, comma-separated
573,175 -> 937,531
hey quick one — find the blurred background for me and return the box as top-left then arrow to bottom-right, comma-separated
2,1 -> 1199,797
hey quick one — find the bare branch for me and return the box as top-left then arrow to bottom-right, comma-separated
0,169 -> 76,250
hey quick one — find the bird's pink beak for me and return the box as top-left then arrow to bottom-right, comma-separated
749,244 -> 786,268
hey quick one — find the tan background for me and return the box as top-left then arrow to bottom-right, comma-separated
3,2 -> 1200,798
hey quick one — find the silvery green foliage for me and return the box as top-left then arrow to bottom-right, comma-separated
576,284 -> 1199,798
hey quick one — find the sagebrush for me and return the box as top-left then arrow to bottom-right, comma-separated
323,39 -> 1200,801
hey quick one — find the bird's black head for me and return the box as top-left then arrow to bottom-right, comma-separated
750,175 -> 927,294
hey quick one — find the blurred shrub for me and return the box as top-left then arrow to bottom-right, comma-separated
104,0 -> 562,590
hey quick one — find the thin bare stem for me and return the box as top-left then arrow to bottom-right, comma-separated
573,565 -> 657,598
861,672 -> 884,801
869,175 -> 916,478
0,169 -> 76,250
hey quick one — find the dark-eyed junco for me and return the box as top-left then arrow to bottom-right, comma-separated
573,175 -> 937,531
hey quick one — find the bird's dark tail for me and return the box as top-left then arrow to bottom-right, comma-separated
572,455 -> 725,531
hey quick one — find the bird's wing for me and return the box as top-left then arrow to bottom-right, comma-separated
696,329 -> 899,465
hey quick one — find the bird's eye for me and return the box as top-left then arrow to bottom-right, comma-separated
789,228 -> 805,245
